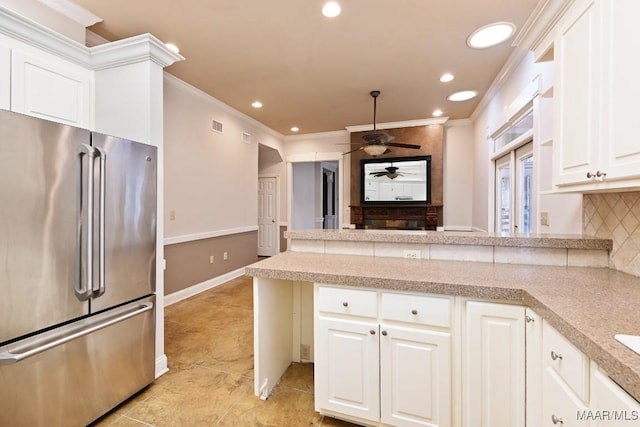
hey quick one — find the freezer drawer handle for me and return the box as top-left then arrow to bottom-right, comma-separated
0,302 -> 153,365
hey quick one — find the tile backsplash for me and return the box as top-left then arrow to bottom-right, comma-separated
583,191 -> 640,277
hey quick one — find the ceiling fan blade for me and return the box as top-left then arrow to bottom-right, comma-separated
343,146 -> 364,155
386,142 -> 421,149
362,132 -> 395,144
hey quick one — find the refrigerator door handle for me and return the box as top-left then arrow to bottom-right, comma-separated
0,302 -> 153,365
76,143 -> 95,301
94,147 -> 107,298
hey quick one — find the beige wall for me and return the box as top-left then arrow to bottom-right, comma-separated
164,231 -> 258,295
444,121 -> 474,230
584,192 -> 640,277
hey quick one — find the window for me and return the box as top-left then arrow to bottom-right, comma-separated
491,107 -> 535,234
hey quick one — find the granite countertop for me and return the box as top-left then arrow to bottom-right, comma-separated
284,229 -> 613,250
246,251 -> 640,401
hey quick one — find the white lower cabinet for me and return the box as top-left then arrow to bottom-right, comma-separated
315,316 -> 380,422
590,363 -> 640,426
314,284 -> 452,427
314,286 -> 639,427
463,301 -> 526,427
380,325 -> 451,427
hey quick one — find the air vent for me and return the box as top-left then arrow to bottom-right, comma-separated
241,131 -> 252,144
211,119 -> 224,134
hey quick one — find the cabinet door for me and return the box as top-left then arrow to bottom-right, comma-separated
380,324 -> 451,427
553,0 -> 601,186
543,368 -> 590,427
464,301 -> 525,427
11,51 -> 91,128
600,0 -> 640,181
590,364 -> 640,426
315,317 -> 380,423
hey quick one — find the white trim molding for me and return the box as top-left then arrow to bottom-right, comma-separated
346,117 -> 448,133
164,267 -> 246,306
155,354 -> 169,378
164,225 -> 259,246
37,0 -> 102,27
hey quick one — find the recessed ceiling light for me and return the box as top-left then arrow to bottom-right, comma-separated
467,22 -> 516,48
447,90 -> 478,102
251,101 -> 263,108
440,73 -> 454,83
165,43 -> 180,54
432,109 -> 443,117
322,1 -> 341,18
290,126 -> 300,132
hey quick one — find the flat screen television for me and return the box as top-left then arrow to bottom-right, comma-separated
361,155 -> 431,205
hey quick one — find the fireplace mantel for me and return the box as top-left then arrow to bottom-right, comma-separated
351,204 -> 441,230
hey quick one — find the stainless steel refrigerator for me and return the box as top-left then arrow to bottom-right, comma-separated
0,110 -> 157,426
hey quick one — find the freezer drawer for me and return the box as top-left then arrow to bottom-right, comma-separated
0,296 -> 156,427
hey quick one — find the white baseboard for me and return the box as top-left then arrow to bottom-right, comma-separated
164,267 -> 247,306
155,353 -> 169,378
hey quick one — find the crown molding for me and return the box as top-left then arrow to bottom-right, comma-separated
345,117 -> 449,133
164,73 -> 285,141
0,6 -> 91,66
37,0 -> 102,27
90,33 -> 184,70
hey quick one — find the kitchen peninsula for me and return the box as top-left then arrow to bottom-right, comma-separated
246,230 -> 640,426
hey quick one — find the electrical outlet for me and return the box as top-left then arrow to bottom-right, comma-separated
223,251 -> 229,261
209,255 -> 214,264
300,344 -> 310,360
403,249 -> 421,259
540,211 -> 549,226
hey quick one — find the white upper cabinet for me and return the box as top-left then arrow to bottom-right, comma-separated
11,50 -> 91,128
553,0 -> 640,190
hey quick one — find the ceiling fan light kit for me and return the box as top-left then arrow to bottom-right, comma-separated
345,90 -> 422,157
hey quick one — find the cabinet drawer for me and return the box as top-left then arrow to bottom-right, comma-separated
381,292 -> 451,328
543,368 -> 589,427
543,321 -> 590,402
317,286 -> 377,318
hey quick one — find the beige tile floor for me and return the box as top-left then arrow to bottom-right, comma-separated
91,275 -> 360,427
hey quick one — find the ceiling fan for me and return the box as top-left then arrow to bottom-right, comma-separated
344,90 -> 421,156
370,165 -> 403,179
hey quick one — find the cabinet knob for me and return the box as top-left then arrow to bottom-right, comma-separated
411,309 -> 418,315
550,351 -> 563,361
596,170 -> 607,178
370,329 -> 376,335
381,330 -> 388,336
525,315 -> 535,323
587,171 -> 595,179
342,301 -> 348,307
551,414 -> 563,424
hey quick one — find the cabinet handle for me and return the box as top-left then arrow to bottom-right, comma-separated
342,301 -> 348,307
596,170 -> 607,178
370,329 -> 376,335
587,171 -> 595,179
550,351 -> 563,361
551,414 -> 563,424
525,315 -> 535,323
411,309 -> 418,315
381,330 -> 388,336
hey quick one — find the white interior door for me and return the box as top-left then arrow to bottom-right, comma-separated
258,177 -> 278,256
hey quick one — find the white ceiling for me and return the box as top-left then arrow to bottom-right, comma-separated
73,0 -> 540,135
